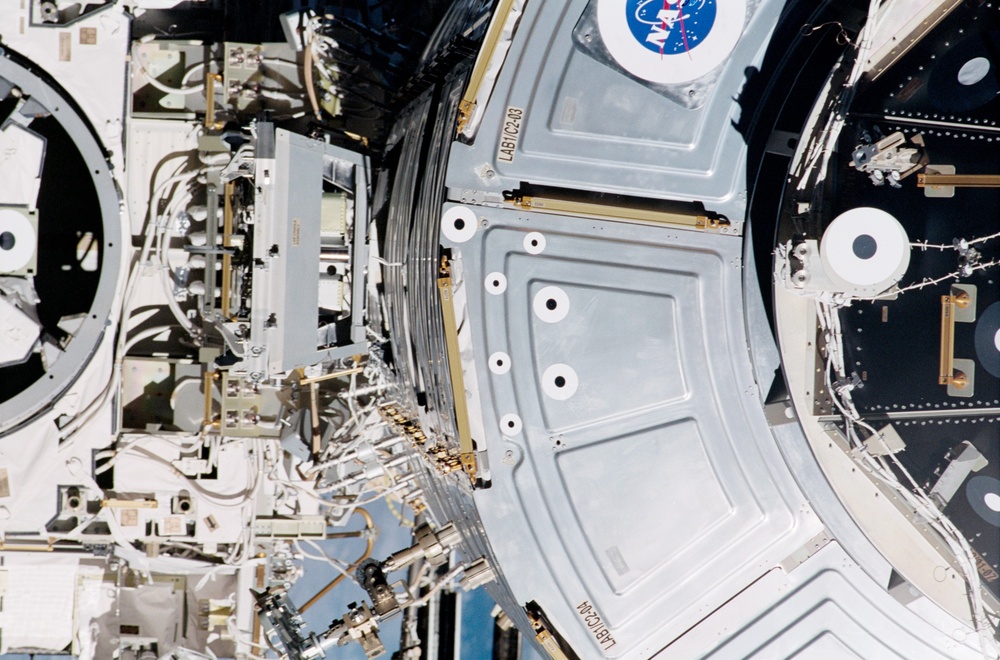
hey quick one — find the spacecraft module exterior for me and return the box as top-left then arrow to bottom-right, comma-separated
0,0 -> 997,659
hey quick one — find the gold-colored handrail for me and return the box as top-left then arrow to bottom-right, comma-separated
204,73 -> 224,130
918,173 -> 1000,188
437,258 -> 478,481
456,0 -> 519,135
939,291 -> 970,388
507,195 -> 721,230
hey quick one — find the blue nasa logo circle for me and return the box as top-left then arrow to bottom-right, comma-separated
626,0 -> 717,56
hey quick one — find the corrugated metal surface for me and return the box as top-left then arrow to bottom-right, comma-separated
380,11 -> 540,642
406,67 -> 470,441
383,91 -> 433,414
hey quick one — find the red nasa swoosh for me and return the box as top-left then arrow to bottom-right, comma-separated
659,0 -> 693,60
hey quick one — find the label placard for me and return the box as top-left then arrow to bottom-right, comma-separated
497,106 -> 524,163
575,600 -> 617,653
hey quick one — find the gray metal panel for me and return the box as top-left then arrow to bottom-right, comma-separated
445,205 -> 821,657
349,151 -> 369,345
429,201 -> 986,659
249,129 -> 370,375
257,129 -> 324,373
699,542 -> 979,660
445,0 -> 789,224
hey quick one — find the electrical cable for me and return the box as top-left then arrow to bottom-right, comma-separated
156,189 -> 202,336
303,29 -> 323,120
96,443 -> 257,508
59,164 -> 199,442
819,301 -> 999,656
911,229 -> 1000,251
407,563 -> 466,609
181,61 -> 208,86
137,60 -> 206,95
299,508 -> 374,612
261,57 -> 301,69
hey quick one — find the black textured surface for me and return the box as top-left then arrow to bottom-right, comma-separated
831,5 -> 1000,413
888,416 -> 1000,600
776,3 -> 1000,603
854,6 -> 1000,121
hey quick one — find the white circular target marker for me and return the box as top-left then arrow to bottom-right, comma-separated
542,364 -> 579,400
441,206 -> 477,243
986,492 -> 1000,513
994,328 -> 1000,353
524,232 -> 546,254
485,272 -> 507,295
533,286 -> 570,323
489,352 -> 511,375
596,0 -> 747,85
500,413 -> 522,436
820,207 -> 910,291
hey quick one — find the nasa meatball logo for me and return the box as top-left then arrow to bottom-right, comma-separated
596,0 -> 746,85
626,0 -> 716,56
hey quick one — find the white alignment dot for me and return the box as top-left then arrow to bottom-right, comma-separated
994,328 -> 1000,352
985,492 -> 1000,514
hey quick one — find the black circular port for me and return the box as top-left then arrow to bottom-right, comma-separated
454,218 -> 466,230
67,497 -> 80,509
507,420 -> 515,428
496,359 -> 504,366
554,376 -> 566,388
493,279 -> 500,287
852,234 -> 878,260
178,499 -> 191,512
546,298 -> 557,310
531,239 -> 538,247
0,232 -> 14,250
